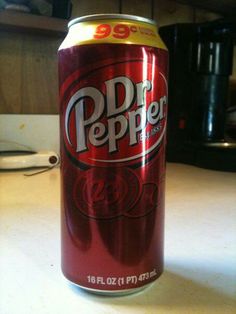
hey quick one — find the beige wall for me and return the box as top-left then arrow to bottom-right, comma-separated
1,0 -> 233,114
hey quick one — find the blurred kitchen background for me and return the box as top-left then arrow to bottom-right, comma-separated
0,0 -> 235,170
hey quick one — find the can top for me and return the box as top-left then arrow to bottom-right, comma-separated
68,14 -> 157,29
60,13 -> 167,51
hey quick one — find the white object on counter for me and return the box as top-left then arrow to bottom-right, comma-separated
0,151 -> 59,169
0,163 -> 235,314
0,114 -> 59,155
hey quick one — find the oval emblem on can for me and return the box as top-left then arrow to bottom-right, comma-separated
61,59 -> 167,167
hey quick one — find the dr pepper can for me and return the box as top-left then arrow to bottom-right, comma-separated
58,14 -> 168,295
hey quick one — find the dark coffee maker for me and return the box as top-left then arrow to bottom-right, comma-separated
159,19 -> 236,171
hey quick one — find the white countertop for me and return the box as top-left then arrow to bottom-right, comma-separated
0,163 -> 236,314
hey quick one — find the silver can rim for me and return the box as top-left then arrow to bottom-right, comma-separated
67,278 -> 154,296
68,14 -> 157,29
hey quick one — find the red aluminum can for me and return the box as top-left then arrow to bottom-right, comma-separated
58,14 -> 168,295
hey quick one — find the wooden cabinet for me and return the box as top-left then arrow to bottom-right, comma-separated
0,10 -> 67,36
177,0 -> 236,17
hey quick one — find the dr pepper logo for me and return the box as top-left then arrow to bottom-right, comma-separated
61,60 -> 167,167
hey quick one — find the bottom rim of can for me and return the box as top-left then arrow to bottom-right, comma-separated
68,280 -> 155,296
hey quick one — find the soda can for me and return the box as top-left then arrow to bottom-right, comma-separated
58,14 -> 168,295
